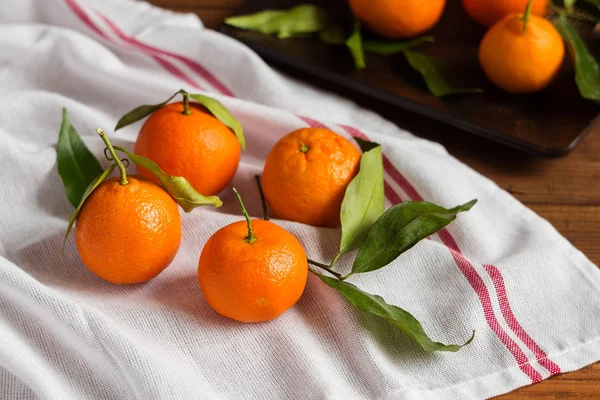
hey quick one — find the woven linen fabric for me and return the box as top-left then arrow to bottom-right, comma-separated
1,0 -> 599,399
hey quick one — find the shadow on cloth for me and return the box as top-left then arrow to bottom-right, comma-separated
296,273 -> 437,367
10,230 -> 108,291
297,225 -> 342,269
148,272 -> 237,329
36,163 -> 74,220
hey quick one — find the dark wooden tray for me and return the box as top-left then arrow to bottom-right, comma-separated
221,0 -> 600,157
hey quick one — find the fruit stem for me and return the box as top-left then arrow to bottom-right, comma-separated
96,127 -> 128,185
307,259 -> 343,280
182,91 -> 192,116
233,188 -> 256,243
254,175 -> 270,221
299,142 -> 309,153
521,0 -> 533,34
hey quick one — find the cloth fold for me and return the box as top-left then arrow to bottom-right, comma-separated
0,0 -> 598,399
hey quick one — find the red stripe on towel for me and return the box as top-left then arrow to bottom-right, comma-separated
95,11 -> 234,96
484,264 -> 561,375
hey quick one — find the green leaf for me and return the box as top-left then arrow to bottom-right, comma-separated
565,0 -> 577,12
63,164 -> 116,249
114,91 -> 180,131
115,90 -> 245,149
363,36 -> 435,55
225,10 -> 286,33
346,21 -> 366,70
339,140 -> 384,256
352,200 -> 477,274
225,5 -> 329,39
404,51 -> 484,97
554,13 -> 600,101
57,108 -> 104,208
188,93 -> 246,150
113,146 -> 222,211
319,23 -> 347,45
317,274 -> 474,352
319,25 -> 433,62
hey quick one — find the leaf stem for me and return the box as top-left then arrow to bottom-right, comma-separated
96,128 -> 128,185
233,188 -> 255,243
307,258 -> 343,280
182,91 -> 191,116
329,252 -> 341,268
341,272 -> 354,281
254,175 -> 269,221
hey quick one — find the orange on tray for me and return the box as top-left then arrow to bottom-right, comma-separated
462,0 -> 549,27
479,13 -> 565,94
348,0 -> 446,39
76,176 -> 182,285
261,128 -> 361,228
134,101 -> 241,196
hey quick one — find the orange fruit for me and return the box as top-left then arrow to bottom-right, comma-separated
479,13 -> 565,94
75,176 -> 182,284
462,0 -> 548,27
198,218 -> 308,323
134,101 -> 241,196
261,128 -> 361,228
348,0 -> 446,39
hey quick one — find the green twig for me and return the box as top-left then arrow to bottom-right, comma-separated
522,0 -> 533,33
329,252 -> 341,268
254,175 -> 269,221
341,272 -> 354,281
233,188 -> 255,243
182,91 -> 191,115
307,258 -> 343,280
96,128 -> 128,185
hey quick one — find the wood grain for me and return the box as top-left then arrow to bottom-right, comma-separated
141,1 -> 600,398
496,363 -> 600,399
529,204 -> 600,264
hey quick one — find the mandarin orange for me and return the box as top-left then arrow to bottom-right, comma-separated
348,0 -> 446,39
462,0 -> 548,27
261,128 -> 361,228
75,176 -> 182,284
479,13 -> 564,93
134,102 -> 241,196
198,191 -> 308,322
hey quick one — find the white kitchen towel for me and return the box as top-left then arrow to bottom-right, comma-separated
0,0 -> 599,399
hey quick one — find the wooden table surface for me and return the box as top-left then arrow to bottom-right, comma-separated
146,0 -> 599,398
